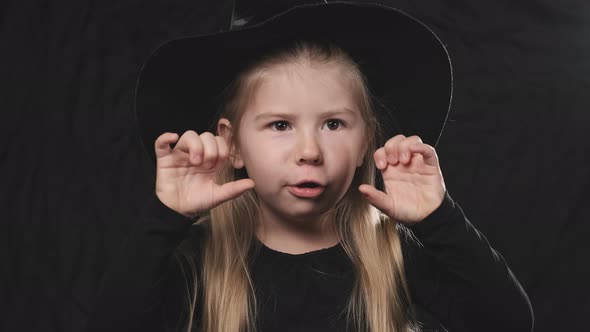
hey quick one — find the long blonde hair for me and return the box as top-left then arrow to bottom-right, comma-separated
175,40 -> 417,332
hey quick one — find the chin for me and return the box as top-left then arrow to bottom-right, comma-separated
280,199 -> 335,221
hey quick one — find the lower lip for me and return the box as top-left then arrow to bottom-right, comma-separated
288,185 -> 325,198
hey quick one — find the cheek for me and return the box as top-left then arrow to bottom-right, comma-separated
326,131 -> 365,158
324,139 -> 362,174
241,140 -> 285,176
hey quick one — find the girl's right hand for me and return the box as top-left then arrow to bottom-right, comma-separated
154,131 -> 255,219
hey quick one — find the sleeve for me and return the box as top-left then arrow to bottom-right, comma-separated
401,190 -> 534,332
85,191 -> 204,332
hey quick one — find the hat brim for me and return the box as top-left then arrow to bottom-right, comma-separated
135,2 -> 452,162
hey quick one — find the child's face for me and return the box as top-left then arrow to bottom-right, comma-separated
228,62 -> 367,226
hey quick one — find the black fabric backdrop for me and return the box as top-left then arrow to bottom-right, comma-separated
2,0 -> 589,331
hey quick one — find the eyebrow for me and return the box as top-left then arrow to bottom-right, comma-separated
253,108 -> 358,121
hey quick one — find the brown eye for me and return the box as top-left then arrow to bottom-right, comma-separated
324,119 -> 343,130
271,121 -> 290,131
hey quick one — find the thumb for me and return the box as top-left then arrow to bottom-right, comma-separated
359,184 -> 394,218
211,178 -> 256,207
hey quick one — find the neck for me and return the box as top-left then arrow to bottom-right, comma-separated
255,207 -> 340,255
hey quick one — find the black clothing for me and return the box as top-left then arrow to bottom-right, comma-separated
86,191 -> 533,332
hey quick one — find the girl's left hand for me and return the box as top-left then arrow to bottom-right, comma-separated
359,134 -> 446,225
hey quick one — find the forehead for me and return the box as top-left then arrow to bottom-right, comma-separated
242,61 -> 361,116
262,60 -> 349,83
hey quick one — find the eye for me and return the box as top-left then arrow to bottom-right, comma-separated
323,119 -> 344,130
270,121 -> 290,131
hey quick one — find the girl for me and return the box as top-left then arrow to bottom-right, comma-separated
87,2 -> 533,332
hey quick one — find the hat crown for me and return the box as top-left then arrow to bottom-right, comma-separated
230,0 -> 324,30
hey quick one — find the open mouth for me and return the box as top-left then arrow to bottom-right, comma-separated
289,181 -> 325,198
296,182 -> 321,188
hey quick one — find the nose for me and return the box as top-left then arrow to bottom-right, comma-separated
295,131 -> 323,165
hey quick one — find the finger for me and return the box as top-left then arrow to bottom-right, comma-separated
200,132 -> 218,169
212,179 -> 256,207
215,136 -> 229,168
399,136 -> 423,164
154,132 -> 179,159
175,130 -> 203,164
373,148 -> 387,170
408,143 -> 439,167
358,184 -> 394,217
384,134 -> 406,165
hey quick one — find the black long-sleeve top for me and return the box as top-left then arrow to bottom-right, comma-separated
86,190 -> 534,332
